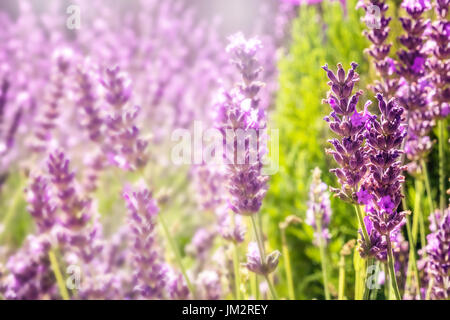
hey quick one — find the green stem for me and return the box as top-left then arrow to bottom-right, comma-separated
315,214 -> 330,300
422,160 -> 437,227
158,214 -> 197,299
250,215 -> 277,300
405,212 -> 422,299
363,257 -> 374,300
264,274 -> 278,300
281,228 -> 295,300
402,180 -> 421,298
386,235 -> 401,300
354,204 -> 370,247
438,120 -> 445,214
233,242 -> 241,299
48,249 -> 70,300
412,180 -> 423,244
338,255 -> 345,300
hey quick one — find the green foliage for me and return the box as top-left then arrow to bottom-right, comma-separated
264,0 -> 370,299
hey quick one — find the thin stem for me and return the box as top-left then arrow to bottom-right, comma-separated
264,274 -> 278,300
233,242 -> 241,299
402,179 -> 421,298
438,120 -> 445,214
386,235 -> 402,300
250,215 -> 277,300
48,249 -> 70,300
354,204 -> 370,247
315,214 -> 330,300
412,180 -> 423,244
158,214 -> 197,299
363,257 -> 374,300
338,255 -> 346,300
422,160 -> 437,227
281,228 -> 295,300
405,212 -> 422,299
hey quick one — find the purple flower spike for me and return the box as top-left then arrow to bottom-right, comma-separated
26,175 -> 56,233
216,34 -> 268,216
244,241 -> 280,276
425,208 -> 449,300
323,63 -> 369,203
101,66 -> 148,171
363,94 -> 407,235
360,0 -> 400,97
306,168 -> 332,246
124,187 -> 166,299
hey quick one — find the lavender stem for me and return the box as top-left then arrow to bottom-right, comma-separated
48,249 -> 70,300
386,235 -> 401,300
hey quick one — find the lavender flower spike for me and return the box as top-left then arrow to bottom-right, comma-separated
101,66 -> 148,171
26,175 -> 56,233
216,33 -> 268,215
322,62 -> 369,203
364,94 -> 407,235
47,150 -> 91,230
244,241 -> 281,276
425,208 -> 449,300
306,167 -> 332,246
360,0 -> 399,97
124,187 -> 166,299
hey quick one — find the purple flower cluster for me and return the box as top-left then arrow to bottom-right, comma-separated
101,66 -> 148,171
124,187 -> 166,299
26,175 -> 56,234
397,0 -> 435,165
426,0 -> 450,119
1,235 -> 55,300
31,48 -> 72,153
215,33 -> 268,216
244,242 -> 280,276
359,0 -> 400,98
425,209 -> 449,299
306,167 -> 332,246
323,62 -> 369,203
363,94 -> 407,235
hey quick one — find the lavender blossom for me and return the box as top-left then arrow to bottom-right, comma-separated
363,94 -> 407,235
322,62 -> 370,203
47,150 -> 91,230
425,209 -> 449,299
124,187 -> 166,299
31,48 -> 72,153
360,0 -> 400,98
76,65 -> 103,142
2,235 -> 55,300
426,1 -> 450,120
26,175 -> 56,233
397,0 -> 434,166
306,167 -> 332,246
196,270 -> 222,300
186,228 -> 215,262
101,66 -> 148,171
166,266 -> 190,300
358,216 -> 387,260
216,205 -> 246,243
215,34 -> 268,216
244,241 -> 280,276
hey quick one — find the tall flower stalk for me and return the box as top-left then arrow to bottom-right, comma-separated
322,62 -> 371,246
306,167 -> 332,299
215,33 -> 279,299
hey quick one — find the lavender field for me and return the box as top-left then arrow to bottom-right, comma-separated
0,0 -> 448,301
